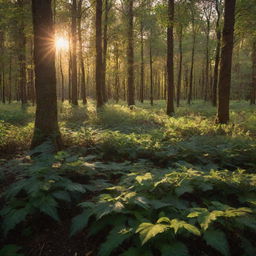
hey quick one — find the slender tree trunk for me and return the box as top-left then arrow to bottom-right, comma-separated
212,0 -> 221,106
140,18 -> 144,103
177,25 -> 183,107
204,19 -> 210,101
188,25 -> 195,104
71,0 -> 78,105
216,0 -> 236,124
0,31 -> 4,104
96,0 -> 104,108
102,0 -> 109,103
77,0 -> 87,104
251,40 -> 256,105
149,35 -> 153,106
166,0 -> 175,115
114,43 -> 119,103
31,0 -> 62,149
8,55 -> 12,104
17,0 -> 27,105
127,0 -> 135,106
59,52 -> 65,102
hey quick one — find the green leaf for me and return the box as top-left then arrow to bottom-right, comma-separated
136,222 -> 168,245
52,191 -> 71,202
2,207 -> 29,235
98,226 -> 133,256
160,242 -> 190,256
175,183 -> 194,197
203,229 -> 229,256
70,210 -> 94,236
121,248 -> 153,256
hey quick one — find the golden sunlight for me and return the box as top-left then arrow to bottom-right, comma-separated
55,37 -> 69,51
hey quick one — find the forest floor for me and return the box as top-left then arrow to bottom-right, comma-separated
0,100 -> 256,256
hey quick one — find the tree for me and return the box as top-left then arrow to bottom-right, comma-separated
71,0 -> 78,105
166,0 -> 175,115
216,0 -> 236,124
95,0 -> 104,108
126,0 -> 135,106
212,0 -> 222,106
31,0 -> 62,149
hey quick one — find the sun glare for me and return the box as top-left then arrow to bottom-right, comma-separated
55,37 -> 69,50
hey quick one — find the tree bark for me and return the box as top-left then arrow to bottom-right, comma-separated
96,0 -> 104,108
102,0 -> 110,103
212,0 -> 221,106
251,40 -> 256,105
127,0 -> 135,106
166,0 -> 175,115
17,0 -> 27,105
216,0 -> 236,124
31,0 -> 62,149
188,25 -> 195,105
140,18 -> 144,103
77,0 -> 87,104
71,0 -> 78,105
149,35 -> 153,106
177,25 -> 183,107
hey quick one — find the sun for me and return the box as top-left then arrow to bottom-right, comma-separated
55,37 -> 69,51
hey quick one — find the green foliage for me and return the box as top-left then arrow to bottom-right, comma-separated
0,244 -> 24,256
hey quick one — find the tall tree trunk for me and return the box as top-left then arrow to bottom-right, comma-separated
77,0 -> 87,104
177,25 -> 183,107
0,31 -> 5,104
166,0 -> 175,115
188,23 -> 195,104
8,54 -> 12,104
216,0 -> 236,124
251,40 -> 256,105
140,18 -> 144,103
127,0 -> 135,106
71,0 -> 78,105
212,0 -> 221,106
17,0 -> 27,105
149,35 -> 153,106
114,43 -> 119,103
59,52 -> 65,102
96,0 -> 104,108
204,19 -> 210,101
102,0 -> 109,103
31,0 -> 62,149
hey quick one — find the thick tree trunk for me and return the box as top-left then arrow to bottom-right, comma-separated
96,0 -> 104,108
251,40 -> 256,105
212,0 -> 221,106
216,0 -> 236,124
140,18 -> 144,103
77,0 -> 87,105
31,0 -> 62,149
71,0 -> 78,105
177,25 -> 183,107
166,0 -> 175,115
127,0 -> 135,106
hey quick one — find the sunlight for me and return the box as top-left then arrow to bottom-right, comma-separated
55,37 -> 69,51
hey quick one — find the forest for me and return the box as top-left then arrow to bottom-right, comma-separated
0,0 -> 256,255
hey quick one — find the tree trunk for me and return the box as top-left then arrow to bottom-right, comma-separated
140,18 -> 144,103
212,0 -> 221,106
251,40 -> 256,105
77,0 -> 87,105
204,19 -> 210,101
177,25 -> 183,107
71,0 -> 78,105
188,23 -> 195,104
149,35 -> 153,106
216,0 -> 236,124
102,0 -> 109,103
166,0 -> 175,115
17,0 -> 27,106
31,0 -> 62,149
96,0 -> 104,108
127,0 -> 135,106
